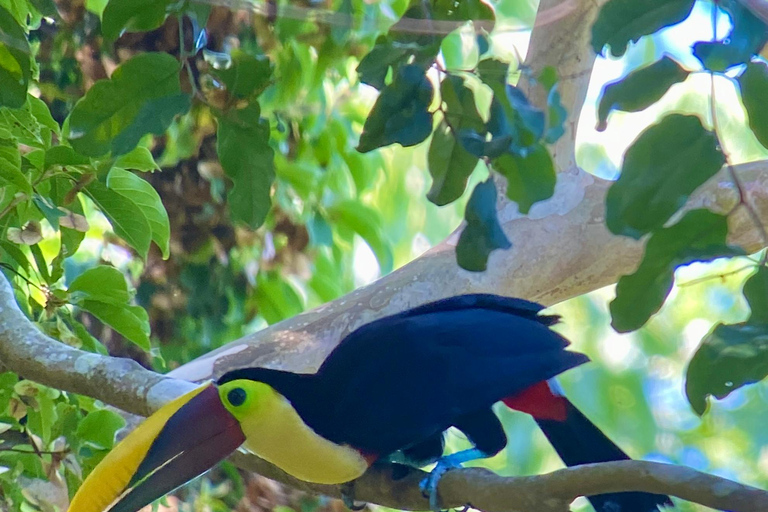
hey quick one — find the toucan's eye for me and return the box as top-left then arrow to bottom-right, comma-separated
227,387 -> 247,407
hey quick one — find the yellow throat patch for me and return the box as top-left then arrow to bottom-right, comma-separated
219,380 -> 369,484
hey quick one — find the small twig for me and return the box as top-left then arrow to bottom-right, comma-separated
677,263 -> 756,287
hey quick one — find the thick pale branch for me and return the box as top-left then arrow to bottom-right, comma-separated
0,272 -> 197,416
231,454 -> 768,512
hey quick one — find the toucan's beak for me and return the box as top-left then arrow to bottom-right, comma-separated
68,383 -> 245,512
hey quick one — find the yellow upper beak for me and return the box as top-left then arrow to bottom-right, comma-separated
68,383 -> 245,512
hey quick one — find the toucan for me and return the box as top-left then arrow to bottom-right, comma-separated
67,294 -> 672,512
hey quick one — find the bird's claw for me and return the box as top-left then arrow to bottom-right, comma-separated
419,459 -> 463,512
340,481 -> 367,511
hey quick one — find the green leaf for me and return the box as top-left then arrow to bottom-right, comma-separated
591,0 -> 695,57
213,51 -> 272,100
597,56 -> 689,131
253,272 -> 304,324
86,180 -> 152,258
44,145 -> 90,169
686,322 -> 768,415
427,76 -> 483,206
329,199 -> 393,274
68,265 -> 131,305
606,114 -> 724,239
357,64 -> 434,153
114,145 -> 160,172
737,61 -> 768,150
0,135 -> 29,194
493,144 -> 555,214
32,195 -> 65,230
81,300 -> 151,350
75,409 -> 125,450
68,53 -> 190,157
217,103 -> 275,229
0,8 -> 31,108
0,97 -> 53,149
610,210 -> 744,332
456,178 -> 511,272
692,2 -> 767,72
744,266 -> 768,325
107,168 -> 170,258
101,0 -> 176,41
544,85 -> 567,143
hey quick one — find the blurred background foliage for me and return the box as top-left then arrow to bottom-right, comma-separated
0,0 -> 767,510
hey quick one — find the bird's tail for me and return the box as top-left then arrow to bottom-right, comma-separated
534,399 -> 673,512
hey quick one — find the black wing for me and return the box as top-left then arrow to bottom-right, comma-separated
311,294 -> 588,454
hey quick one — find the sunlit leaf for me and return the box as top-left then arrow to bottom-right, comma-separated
0,136 -> 29,194
217,103 -> 275,229
592,0 -> 695,57
68,265 -> 132,305
75,410 -> 125,450
107,168 -> 170,259
114,146 -> 160,172
597,56 -> 689,131
213,51 -> 272,100
737,61 -> 768,150
80,300 -> 151,350
456,178 -> 510,272
68,53 -> 190,157
610,210 -> 744,332
329,199 -> 393,274
86,180 -> 152,258
606,114 -> 724,239
253,272 -> 304,324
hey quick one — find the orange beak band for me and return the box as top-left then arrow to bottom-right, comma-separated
68,384 -> 245,512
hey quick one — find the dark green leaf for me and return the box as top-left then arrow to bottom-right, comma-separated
357,64 -> 434,153
686,322 -> 768,415
329,199 -> 393,274
743,266 -> 768,325
592,0 -> 695,57
107,168 -> 170,258
68,53 -> 190,157
737,61 -> 768,150
217,103 -> 275,229
493,144 -> 555,214
44,145 -> 90,169
213,51 -> 272,100
456,178 -> 511,272
86,180 -> 152,258
610,210 -> 744,332
101,0 -> 177,41
606,114 -> 724,239
0,97 -> 52,149
427,77 -> 483,205
0,9 -> 31,108
428,122 -> 478,206
692,2 -> 767,72
68,265 -> 131,305
356,36 -> 409,90
75,409 -> 125,449
597,56 -> 689,131
29,244 -> 51,284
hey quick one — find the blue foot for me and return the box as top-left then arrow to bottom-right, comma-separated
418,448 -> 487,512
340,481 -> 366,511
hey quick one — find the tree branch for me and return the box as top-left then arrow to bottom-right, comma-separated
230,455 -> 768,512
0,272 -> 197,416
